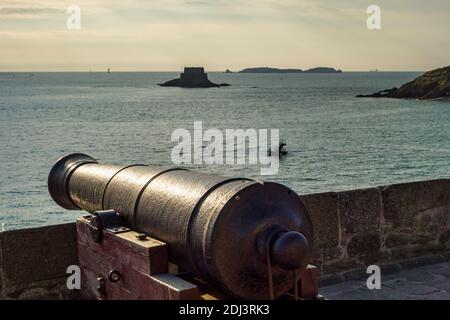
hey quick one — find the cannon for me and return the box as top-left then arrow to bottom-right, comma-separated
48,153 -> 315,300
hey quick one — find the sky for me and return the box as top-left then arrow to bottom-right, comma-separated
0,0 -> 449,71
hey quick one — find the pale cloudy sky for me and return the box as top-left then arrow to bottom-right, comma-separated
0,0 -> 449,71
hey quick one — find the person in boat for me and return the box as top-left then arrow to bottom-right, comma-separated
268,140 -> 288,156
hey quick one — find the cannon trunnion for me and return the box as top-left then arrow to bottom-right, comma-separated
48,153 -> 317,300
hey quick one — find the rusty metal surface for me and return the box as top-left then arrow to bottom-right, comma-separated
48,153 -> 314,299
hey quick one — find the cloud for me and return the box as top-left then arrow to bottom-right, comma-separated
0,7 -> 62,15
0,0 -> 449,71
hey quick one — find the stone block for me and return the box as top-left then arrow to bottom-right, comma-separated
439,230 -> 450,246
0,251 -> 3,294
434,207 -> 450,226
2,279 -> 80,300
411,244 -> 444,256
342,268 -> 368,281
385,233 -> 411,248
327,246 -> 345,260
382,179 -> 450,228
347,233 -> 381,264
388,247 -> 414,260
0,223 -> 78,288
311,246 -> 344,273
410,234 -> 434,246
337,188 -> 381,234
322,259 -> 361,274
420,207 -> 450,235
300,192 -> 339,249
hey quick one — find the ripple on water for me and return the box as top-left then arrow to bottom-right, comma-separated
1,72 -> 450,229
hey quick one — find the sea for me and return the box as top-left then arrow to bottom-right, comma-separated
1,71 -> 449,230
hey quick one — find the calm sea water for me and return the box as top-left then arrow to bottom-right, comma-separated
1,72 -> 449,230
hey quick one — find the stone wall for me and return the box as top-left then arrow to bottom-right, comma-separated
0,178 -> 449,299
0,223 -> 78,299
301,179 -> 450,275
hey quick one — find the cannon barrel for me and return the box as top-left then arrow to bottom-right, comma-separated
48,153 -> 313,299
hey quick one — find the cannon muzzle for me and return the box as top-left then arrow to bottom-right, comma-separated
48,153 -> 313,299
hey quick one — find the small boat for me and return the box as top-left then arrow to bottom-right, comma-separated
268,140 -> 288,156
279,141 -> 288,155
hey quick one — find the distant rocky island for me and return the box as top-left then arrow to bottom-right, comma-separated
357,66 -> 450,100
159,67 -> 230,88
238,67 -> 342,73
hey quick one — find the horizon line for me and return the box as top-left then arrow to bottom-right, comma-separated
0,70 -> 424,73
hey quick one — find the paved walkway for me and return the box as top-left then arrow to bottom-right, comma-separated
320,261 -> 450,300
